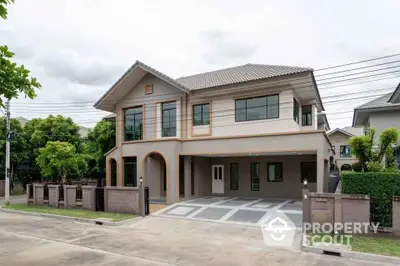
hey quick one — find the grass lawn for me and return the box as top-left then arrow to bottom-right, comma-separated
309,233 -> 400,257
2,203 -> 135,222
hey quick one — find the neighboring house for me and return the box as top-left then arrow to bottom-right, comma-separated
353,85 -> 400,166
327,127 -> 363,171
94,61 -> 332,203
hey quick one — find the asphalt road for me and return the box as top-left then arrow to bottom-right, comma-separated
0,211 -> 395,266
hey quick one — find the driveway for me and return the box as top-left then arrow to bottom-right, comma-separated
153,196 -> 303,228
0,212 -> 394,265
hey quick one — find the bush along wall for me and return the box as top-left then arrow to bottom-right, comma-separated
341,172 -> 400,227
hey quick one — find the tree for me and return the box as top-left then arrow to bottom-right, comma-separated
36,141 -> 88,183
349,127 -> 399,171
30,115 -> 82,154
87,120 -> 115,173
0,0 -> 13,19
1,0 -> 41,107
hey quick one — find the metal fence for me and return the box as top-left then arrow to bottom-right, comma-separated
76,186 -> 83,202
370,195 -> 393,228
29,184 -> 33,199
43,185 -> 49,201
58,185 -> 64,201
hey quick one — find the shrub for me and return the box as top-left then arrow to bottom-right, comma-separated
383,166 -> 400,173
342,172 -> 400,227
367,161 -> 383,172
351,162 -> 363,172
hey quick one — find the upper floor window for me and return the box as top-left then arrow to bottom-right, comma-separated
340,145 -> 352,158
235,94 -> 279,122
124,106 -> 143,141
293,98 -> 299,124
193,103 -> 210,126
302,105 -> 312,126
162,101 -> 176,137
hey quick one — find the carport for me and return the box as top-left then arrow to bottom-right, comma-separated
153,196 -> 303,228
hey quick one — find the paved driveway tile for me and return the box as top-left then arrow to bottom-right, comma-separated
193,207 -> 231,220
227,210 -> 267,223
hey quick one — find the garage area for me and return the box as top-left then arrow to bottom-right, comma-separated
152,196 -> 303,228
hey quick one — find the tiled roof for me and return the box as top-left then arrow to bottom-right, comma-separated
176,63 -> 313,91
355,92 -> 400,110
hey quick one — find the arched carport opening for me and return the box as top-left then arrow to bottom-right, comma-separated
142,151 -> 168,202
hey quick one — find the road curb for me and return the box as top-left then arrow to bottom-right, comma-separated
0,206 -> 142,226
302,242 -> 400,264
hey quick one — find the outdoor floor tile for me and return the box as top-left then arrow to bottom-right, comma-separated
227,210 -> 267,223
285,212 -> 303,227
193,208 -> 231,220
279,204 -> 302,211
160,205 -> 201,217
216,201 -> 248,207
188,199 -> 222,205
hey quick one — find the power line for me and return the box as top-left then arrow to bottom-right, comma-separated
10,55 -> 400,108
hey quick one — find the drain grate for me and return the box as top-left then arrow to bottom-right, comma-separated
95,221 -> 103,225
322,250 -> 341,257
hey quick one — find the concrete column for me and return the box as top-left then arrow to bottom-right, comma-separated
139,182 -> 145,217
393,197 -> 400,236
184,156 -> 192,199
64,185 -> 77,209
118,156 -> 124,186
106,158 -> 111,186
33,184 -> 44,205
317,150 -> 324,192
334,193 -> 342,233
82,186 -> 96,211
302,189 -> 310,232
168,155 -> 179,204
48,185 -> 59,208
26,184 -> 31,204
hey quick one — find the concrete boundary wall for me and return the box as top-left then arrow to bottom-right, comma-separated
303,189 -> 370,234
104,186 -> 142,214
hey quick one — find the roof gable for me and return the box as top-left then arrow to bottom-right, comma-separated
328,128 -> 355,137
94,61 -> 189,111
389,83 -> 400,103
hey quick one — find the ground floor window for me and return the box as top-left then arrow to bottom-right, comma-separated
230,163 -> 239,190
267,162 -> 283,182
301,162 -> 316,183
250,162 -> 260,191
124,157 -> 137,187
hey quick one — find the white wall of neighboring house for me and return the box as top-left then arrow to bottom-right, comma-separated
369,111 -> 400,144
328,130 -> 359,170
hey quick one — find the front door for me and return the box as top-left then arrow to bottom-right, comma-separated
212,165 -> 224,194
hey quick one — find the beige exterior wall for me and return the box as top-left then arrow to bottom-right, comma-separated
205,155 -> 317,199
103,71 -> 330,203
328,131 -> 358,169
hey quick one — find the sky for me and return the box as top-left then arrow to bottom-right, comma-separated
1,0 -> 400,129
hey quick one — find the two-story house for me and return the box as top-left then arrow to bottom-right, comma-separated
353,85 -> 400,167
94,61 -> 332,203
327,127 -> 363,171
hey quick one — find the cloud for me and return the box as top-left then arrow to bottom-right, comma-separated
36,54 -> 124,86
199,30 -> 257,65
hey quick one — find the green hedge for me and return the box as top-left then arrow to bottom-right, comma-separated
342,172 -> 400,227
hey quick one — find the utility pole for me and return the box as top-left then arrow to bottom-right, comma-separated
4,99 -> 10,205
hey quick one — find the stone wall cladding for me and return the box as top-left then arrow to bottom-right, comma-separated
82,186 -> 96,211
105,187 -> 140,214
342,194 -> 370,224
47,185 -> 59,208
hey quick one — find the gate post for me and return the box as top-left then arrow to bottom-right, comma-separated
302,189 -> 310,232
139,177 -> 145,217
